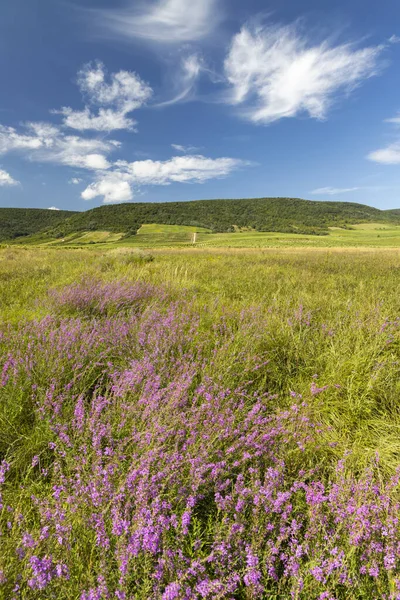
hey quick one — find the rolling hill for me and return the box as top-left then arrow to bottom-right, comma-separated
1,198 -> 400,243
46,197 -> 400,239
0,208 -> 77,242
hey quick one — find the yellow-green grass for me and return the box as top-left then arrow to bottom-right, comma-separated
18,222 -> 400,249
193,224 -> 400,248
1,244 -> 400,479
48,230 -> 125,245
2,245 -> 400,598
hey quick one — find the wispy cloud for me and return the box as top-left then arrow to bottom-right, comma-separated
368,111 -> 400,164
368,144 -> 400,165
69,178 -> 82,185
82,155 -> 248,203
95,0 -> 220,44
0,168 -> 19,187
224,22 -> 383,124
171,144 -> 202,153
55,61 -> 152,132
384,114 -> 400,125
389,34 -> 400,44
156,54 -> 204,107
311,186 -> 360,195
0,122 -> 119,170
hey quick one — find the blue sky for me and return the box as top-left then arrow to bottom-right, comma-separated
1,0 -> 400,211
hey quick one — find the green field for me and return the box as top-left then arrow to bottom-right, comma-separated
193,223 -> 400,248
1,245 -> 400,598
10,221 -> 400,249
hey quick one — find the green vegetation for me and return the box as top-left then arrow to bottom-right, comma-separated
1,247 -> 400,597
0,208 -> 77,241
3,198 -> 400,246
46,197 -> 400,238
12,222 -> 400,249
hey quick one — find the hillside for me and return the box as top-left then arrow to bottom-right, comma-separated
1,199 -> 400,243
47,197 -> 400,239
0,208 -> 77,242
385,208 -> 400,218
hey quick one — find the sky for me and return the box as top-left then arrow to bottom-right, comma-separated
1,0 -> 400,211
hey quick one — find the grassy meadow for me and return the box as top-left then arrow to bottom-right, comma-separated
1,244 -> 400,598
13,222 -> 400,249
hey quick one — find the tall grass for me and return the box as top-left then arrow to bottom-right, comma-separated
0,247 -> 400,598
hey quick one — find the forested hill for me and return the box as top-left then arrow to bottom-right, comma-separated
0,208 -> 77,241
48,197 -> 400,238
1,199 -> 399,242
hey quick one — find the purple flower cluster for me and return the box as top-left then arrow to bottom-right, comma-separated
50,277 -> 166,316
0,280 -> 399,599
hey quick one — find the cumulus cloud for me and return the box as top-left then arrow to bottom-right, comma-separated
82,175 -> 133,203
48,206 -> 60,210
0,122 -> 118,170
82,154 -> 248,203
311,186 -> 360,195
77,61 -> 152,108
0,168 -> 19,187
224,22 -> 383,124
0,60 -> 249,200
117,155 -> 245,184
56,62 -> 152,132
96,0 -> 220,44
57,107 -> 137,132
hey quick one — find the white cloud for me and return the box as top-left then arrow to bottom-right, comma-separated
0,122 -> 118,170
171,143 -> 201,153
311,186 -> 360,195
96,0 -> 219,44
0,125 -> 46,153
82,154 -> 247,203
224,23 -> 383,124
77,61 -> 152,109
82,175 -> 133,203
57,107 -> 137,132
368,110 -> 400,164
389,35 -> 400,44
0,59 -> 250,202
157,54 -> 204,107
0,168 -> 19,187
48,206 -> 60,210
384,114 -> 400,125
116,155 -> 246,185
367,144 -> 400,165
56,62 -> 152,132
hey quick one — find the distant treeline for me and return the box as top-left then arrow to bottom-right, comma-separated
48,198 -> 400,238
0,208 -> 77,242
1,198 -> 399,242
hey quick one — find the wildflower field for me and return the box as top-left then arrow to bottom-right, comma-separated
1,246 -> 400,599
